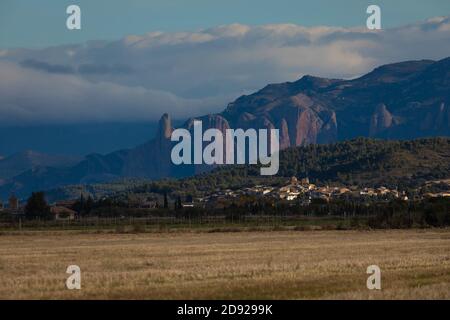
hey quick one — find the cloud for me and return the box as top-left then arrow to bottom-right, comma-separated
1,17 -> 450,125
77,63 -> 133,75
0,61 -> 228,125
20,59 -> 75,74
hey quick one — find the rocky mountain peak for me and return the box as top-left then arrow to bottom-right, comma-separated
358,60 -> 434,84
158,113 -> 173,140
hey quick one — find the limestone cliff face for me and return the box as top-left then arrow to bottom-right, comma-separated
435,103 -> 448,130
421,103 -> 450,133
184,114 -> 231,174
158,113 -> 173,141
370,104 -> 393,136
318,110 -> 338,143
200,114 -> 230,133
279,118 -> 291,149
185,114 -> 231,138
236,112 -> 257,128
156,113 -> 174,173
223,92 -> 338,148
123,113 -> 174,178
293,107 -> 337,145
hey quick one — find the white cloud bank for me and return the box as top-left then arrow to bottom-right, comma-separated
0,16 -> 450,125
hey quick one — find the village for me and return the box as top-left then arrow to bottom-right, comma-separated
2,177 -> 450,221
199,176 -> 411,209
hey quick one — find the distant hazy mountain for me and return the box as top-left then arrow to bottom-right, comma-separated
1,57 -> 449,199
0,151 -> 80,180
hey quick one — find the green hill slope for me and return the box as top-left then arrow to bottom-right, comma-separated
46,137 -> 450,201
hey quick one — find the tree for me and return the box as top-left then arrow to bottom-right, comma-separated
176,196 -> 182,210
85,196 -> 94,215
25,192 -> 51,219
73,193 -> 84,215
163,192 -> 168,209
73,193 -> 92,216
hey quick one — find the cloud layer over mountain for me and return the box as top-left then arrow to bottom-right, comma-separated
1,16 -> 450,125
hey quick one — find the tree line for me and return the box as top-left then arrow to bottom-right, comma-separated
17,190 -> 450,229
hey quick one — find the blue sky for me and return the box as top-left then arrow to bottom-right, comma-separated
1,0 -> 450,48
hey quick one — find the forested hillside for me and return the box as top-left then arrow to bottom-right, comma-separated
276,137 -> 450,188
47,137 -> 450,201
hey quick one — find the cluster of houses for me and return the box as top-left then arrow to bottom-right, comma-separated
198,177 -> 410,208
0,194 -> 20,212
421,179 -> 450,199
0,195 -> 77,220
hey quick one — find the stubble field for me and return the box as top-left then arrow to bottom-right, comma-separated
0,229 -> 449,299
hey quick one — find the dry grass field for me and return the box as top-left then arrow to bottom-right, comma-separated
0,229 -> 449,299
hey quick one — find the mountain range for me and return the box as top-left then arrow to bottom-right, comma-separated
1,57 -> 449,200
0,151 -> 79,182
